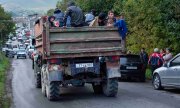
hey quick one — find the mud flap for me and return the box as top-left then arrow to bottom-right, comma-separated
106,61 -> 121,78
107,68 -> 121,78
48,71 -> 63,82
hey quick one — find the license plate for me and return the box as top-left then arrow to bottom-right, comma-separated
76,63 -> 93,68
126,66 -> 137,69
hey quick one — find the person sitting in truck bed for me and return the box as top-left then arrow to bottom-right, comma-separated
63,1 -> 85,27
85,9 -> 96,25
53,8 -> 64,27
107,10 -> 116,27
89,12 -> 107,26
48,16 -> 56,27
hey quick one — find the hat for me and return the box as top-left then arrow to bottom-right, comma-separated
154,48 -> 159,52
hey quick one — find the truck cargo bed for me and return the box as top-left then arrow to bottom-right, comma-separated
35,21 -> 123,59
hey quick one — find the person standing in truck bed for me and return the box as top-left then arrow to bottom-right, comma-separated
63,1 -> 85,27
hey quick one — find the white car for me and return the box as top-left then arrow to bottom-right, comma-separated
17,49 -> 27,59
2,47 -> 8,52
153,53 -> 180,90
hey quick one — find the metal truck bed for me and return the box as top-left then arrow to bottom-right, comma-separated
34,19 -> 123,59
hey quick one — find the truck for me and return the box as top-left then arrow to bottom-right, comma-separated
33,16 -> 125,101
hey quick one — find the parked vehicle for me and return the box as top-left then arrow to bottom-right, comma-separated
12,37 -> 16,41
2,45 -> 8,52
119,54 -> 146,82
17,49 -> 27,59
33,17 -> 124,101
5,44 -> 14,58
153,53 -> 180,90
5,49 -> 14,58
27,46 -> 35,58
12,45 -> 19,55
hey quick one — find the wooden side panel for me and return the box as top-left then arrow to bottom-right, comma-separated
48,27 -> 122,58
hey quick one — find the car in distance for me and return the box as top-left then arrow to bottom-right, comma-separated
153,53 -> 180,90
17,49 -> 27,59
120,54 -> 146,82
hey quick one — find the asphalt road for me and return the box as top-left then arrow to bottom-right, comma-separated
11,58 -> 180,108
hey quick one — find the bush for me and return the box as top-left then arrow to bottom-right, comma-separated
0,52 -> 10,108
145,69 -> 152,80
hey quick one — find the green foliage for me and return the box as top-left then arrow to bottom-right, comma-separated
47,9 -> 55,16
75,0 -> 116,14
56,0 -> 72,12
146,69 -> 152,80
113,0 -> 180,54
0,52 -> 10,108
0,5 -> 15,46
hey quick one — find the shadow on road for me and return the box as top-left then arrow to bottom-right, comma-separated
164,88 -> 180,94
55,86 -> 114,102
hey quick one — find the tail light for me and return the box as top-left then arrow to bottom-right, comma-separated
112,56 -> 120,61
107,56 -> 120,62
48,58 -> 61,64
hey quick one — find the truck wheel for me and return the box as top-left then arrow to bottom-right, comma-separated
32,60 -> 34,69
92,83 -> 103,94
41,72 -> 46,97
35,74 -> 41,88
103,78 -> 118,97
46,81 -> 60,101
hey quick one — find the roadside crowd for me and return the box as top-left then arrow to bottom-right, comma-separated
140,48 -> 173,76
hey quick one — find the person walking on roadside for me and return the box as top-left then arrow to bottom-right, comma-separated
163,48 -> 173,63
140,48 -> 148,71
63,1 -> 85,27
148,48 -> 163,75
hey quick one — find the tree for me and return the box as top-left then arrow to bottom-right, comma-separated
47,9 -> 55,16
56,0 -> 72,12
75,0 -> 117,14
0,5 -> 15,47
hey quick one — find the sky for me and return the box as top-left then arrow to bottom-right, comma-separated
0,0 -> 59,11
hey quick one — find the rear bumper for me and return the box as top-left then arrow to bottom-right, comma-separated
17,54 -> 26,57
120,70 -> 145,77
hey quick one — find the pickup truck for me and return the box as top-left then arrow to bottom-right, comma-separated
33,16 -> 125,101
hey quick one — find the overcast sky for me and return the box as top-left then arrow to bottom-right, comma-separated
0,0 -> 59,11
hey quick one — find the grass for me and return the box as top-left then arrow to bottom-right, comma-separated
145,68 -> 152,80
0,52 -> 10,108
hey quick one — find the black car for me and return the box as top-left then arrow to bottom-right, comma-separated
120,54 -> 146,82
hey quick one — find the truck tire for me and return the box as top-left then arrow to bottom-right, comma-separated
46,81 -> 60,101
35,74 -> 41,88
92,84 -> 103,94
41,72 -> 46,97
103,78 -> 118,97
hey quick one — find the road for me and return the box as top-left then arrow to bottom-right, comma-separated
11,58 -> 180,108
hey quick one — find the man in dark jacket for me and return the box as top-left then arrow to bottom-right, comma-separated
54,8 -> 64,27
63,1 -> 84,27
140,48 -> 148,71
148,48 -> 163,75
